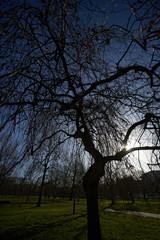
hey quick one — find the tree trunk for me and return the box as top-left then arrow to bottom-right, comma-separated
37,188 -> 43,207
129,192 -> 135,204
37,164 -> 47,207
69,163 -> 77,201
83,162 -> 105,240
109,180 -> 115,206
26,187 -> 32,204
73,188 -> 76,214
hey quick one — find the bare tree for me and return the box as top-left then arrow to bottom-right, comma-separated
0,1 -> 160,239
0,131 -> 21,185
27,137 -> 60,207
104,162 -> 120,205
47,161 -> 65,201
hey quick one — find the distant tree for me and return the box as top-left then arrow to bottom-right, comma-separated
66,143 -> 86,213
117,175 -> 137,203
0,1 -> 160,239
47,163 -> 63,201
0,132 -> 20,185
65,143 -> 85,201
103,161 -> 133,205
30,140 -> 60,207
141,170 -> 160,198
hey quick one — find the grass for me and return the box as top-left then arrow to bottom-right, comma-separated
101,211 -> 160,240
99,199 -> 160,214
1,195 -> 160,213
0,201 -> 160,240
0,204 -> 87,240
0,195 -> 87,205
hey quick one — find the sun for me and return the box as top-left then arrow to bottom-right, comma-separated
125,143 -> 131,150
124,137 -> 141,150
124,140 -> 135,150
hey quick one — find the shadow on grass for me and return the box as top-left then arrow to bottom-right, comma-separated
1,212 -> 87,240
72,224 -> 87,240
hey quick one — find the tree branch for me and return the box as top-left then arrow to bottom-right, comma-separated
62,64 -> 156,110
123,113 -> 160,146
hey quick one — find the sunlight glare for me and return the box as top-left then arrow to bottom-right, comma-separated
124,140 -> 134,150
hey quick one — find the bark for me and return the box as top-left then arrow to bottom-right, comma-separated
83,162 -> 105,240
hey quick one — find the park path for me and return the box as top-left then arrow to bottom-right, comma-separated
7,200 -> 159,219
55,202 -> 160,219
103,208 -> 160,219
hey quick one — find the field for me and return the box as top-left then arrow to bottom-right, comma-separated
0,196 -> 160,240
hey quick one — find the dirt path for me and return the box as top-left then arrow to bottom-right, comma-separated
103,208 -> 160,219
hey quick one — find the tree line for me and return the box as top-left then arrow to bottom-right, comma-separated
1,163 -> 160,206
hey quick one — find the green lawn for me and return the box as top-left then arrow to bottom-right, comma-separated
0,195 -> 87,205
0,204 -> 87,240
1,196 -> 160,214
0,202 -> 160,240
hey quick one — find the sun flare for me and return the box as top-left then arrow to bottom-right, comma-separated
124,138 -> 140,150
124,141 -> 134,150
